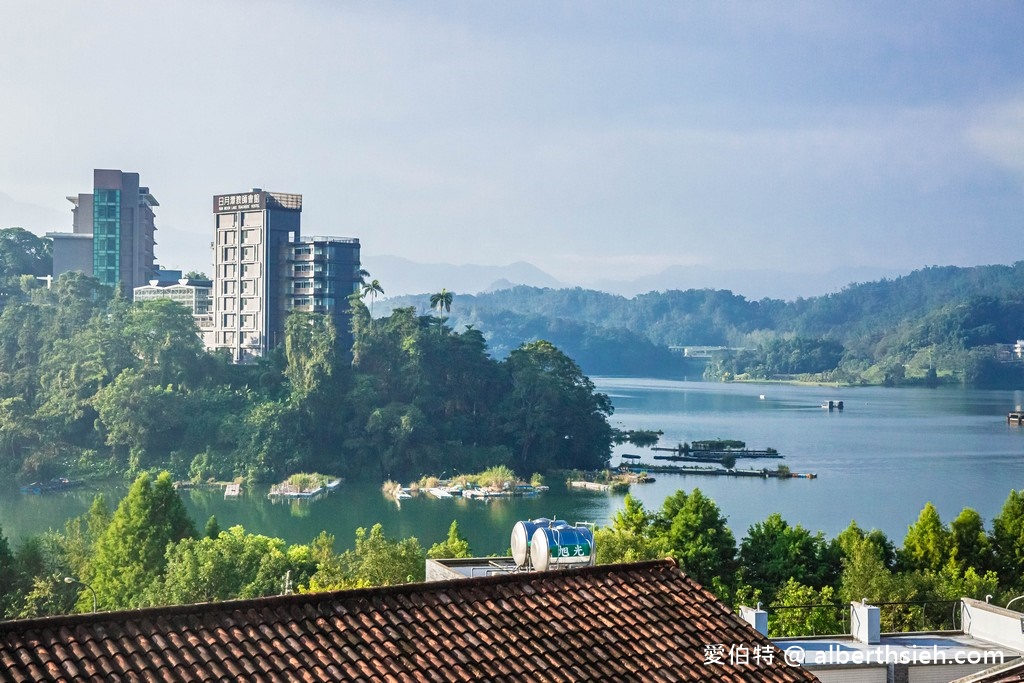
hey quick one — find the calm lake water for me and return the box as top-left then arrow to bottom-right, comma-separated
2,378 -> 1023,554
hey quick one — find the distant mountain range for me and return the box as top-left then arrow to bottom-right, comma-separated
360,255 -> 562,297
363,253 -> 908,301
0,193 -> 66,234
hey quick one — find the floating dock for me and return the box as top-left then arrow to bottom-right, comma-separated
622,465 -> 815,479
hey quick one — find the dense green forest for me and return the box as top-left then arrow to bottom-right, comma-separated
3,471 -> 1021,639
0,228 -> 613,482
383,263 -> 1024,386
593,488 -> 1024,636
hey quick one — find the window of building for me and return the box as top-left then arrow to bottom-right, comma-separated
222,263 -> 237,278
241,297 -> 258,311
222,314 -> 236,327
222,297 -> 236,311
241,246 -> 256,261
240,314 -> 255,329
242,212 -> 263,227
222,247 -> 236,261
222,280 -> 236,294
240,279 -> 254,294
222,331 -> 236,345
218,214 -> 236,229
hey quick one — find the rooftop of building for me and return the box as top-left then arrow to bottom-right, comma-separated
0,559 -> 817,682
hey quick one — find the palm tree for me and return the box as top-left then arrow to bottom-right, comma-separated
429,288 -> 454,334
361,279 -> 384,316
356,268 -> 371,285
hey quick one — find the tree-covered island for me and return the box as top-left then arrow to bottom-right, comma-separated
0,268 -> 613,484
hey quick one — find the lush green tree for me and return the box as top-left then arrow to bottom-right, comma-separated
501,340 -> 613,473
148,525 -> 316,605
900,502 -> 951,573
0,524 -> 18,617
0,397 -> 35,471
769,579 -> 843,637
340,524 -> 425,586
88,472 -> 195,610
48,271 -> 114,335
302,532 -> 364,592
992,489 -> 1024,588
239,400 -> 309,481
594,494 -> 661,564
60,495 -> 111,581
949,507 -> 993,573
739,513 -> 841,605
653,489 -> 737,591
94,368 -> 190,473
836,521 -> 897,569
0,228 -> 51,294
0,301 -> 53,404
427,521 -> 472,559
284,312 -> 337,403
204,516 -> 221,540
123,299 -> 204,388
840,535 -> 921,632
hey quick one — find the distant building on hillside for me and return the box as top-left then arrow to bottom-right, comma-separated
48,169 -> 159,292
209,189 -> 360,363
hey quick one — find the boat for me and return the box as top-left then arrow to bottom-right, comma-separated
427,487 -> 453,499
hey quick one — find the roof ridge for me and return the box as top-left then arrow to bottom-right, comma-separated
0,559 -> 680,633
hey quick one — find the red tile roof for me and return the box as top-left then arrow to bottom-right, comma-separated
0,559 -> 818,682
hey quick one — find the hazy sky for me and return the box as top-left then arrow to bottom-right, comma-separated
1,1 -> 1022,285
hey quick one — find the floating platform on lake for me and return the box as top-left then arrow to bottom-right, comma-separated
650,447 -> 782,462
268,478 -> 342,500
623,465 -> 816,479
223,483 -> 241,498
569,480 -> 612,492
822,400 -> 844,411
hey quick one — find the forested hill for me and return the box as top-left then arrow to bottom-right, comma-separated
380,262 -> 1024,385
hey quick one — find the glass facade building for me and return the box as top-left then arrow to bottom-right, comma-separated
51,170 -> 159,292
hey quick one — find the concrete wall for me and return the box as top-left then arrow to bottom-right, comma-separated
961,598 -> 1024,652
50,233 -> 93,277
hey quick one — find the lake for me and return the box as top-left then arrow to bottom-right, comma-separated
2,378 -> 1023,554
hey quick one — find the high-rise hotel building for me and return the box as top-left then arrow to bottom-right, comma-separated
50,169 -> 159,291
210,189 -> 361,363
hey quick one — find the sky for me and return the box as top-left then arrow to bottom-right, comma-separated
1,1 -> 1023,288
